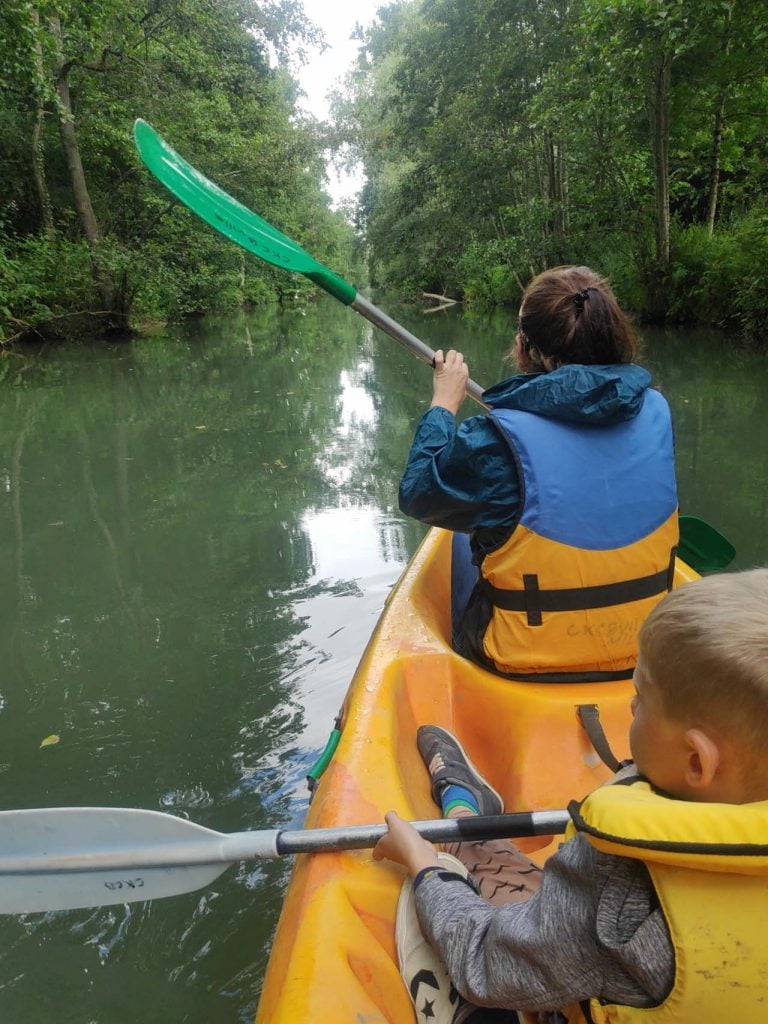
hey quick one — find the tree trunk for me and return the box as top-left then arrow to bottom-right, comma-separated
647,50 -> 672,269
544,133 -> 566,259
558,139 -> 568,234
705,93 -> 726,235
705,3 -> 734,235
31,10 -> 54,238
32,111 -> 55,238
532,134 -> 546,202
545,132 -> 557,236
50,14 -> 117,316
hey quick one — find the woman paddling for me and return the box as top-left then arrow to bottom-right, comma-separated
399,265 -> 678,681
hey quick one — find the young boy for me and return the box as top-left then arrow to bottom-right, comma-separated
374,568 -> 768,1023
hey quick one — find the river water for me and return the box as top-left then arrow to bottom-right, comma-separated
0,299 -> 766,1022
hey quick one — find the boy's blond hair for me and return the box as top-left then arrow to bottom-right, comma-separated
639,568 -> 768,754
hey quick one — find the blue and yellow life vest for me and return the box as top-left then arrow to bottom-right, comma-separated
466,389 -> 678,681
560,779 -> 768,1023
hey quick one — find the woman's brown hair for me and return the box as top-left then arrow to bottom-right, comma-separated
518,266 -> 639,367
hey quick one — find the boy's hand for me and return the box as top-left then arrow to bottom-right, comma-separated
431,349 -> 469,416
373,810 -> 442,877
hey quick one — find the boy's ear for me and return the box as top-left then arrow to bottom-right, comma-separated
684,728 -> 721,789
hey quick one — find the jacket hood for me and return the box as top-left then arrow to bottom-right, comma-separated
483,363 -> 652,425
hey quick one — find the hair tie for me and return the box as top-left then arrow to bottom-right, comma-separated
572,288 -> 593,314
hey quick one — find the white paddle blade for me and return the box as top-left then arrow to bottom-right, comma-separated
0,861 -> 229,914
0,807 -> 280,914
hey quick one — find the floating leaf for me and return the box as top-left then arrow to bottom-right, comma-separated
40,734 -> 60,748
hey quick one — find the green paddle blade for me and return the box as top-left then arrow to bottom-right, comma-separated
133,119 -> 357,305
678,515 -> 736,573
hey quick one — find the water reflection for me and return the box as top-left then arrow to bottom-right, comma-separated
0,301 -> 765,1022
0,300 -> 422,1022
294,507 -> 407,754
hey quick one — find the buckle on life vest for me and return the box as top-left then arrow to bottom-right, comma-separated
481,567 -> 672,626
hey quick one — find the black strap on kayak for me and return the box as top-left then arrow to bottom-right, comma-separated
481,567 -> 671,627
577,704 -> 623,773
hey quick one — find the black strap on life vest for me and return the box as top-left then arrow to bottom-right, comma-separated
481,567 -> 670,625
578,999 -> 597,1023
481,547 -> 678,627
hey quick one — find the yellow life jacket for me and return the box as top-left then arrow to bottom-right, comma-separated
560,779 -> 768,1023
477,390 -> 678,681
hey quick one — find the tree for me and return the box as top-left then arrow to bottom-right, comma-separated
340,0 -> 767,337
0,0 -> 357,342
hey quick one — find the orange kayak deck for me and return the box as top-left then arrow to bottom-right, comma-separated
256,527 -> 698,1023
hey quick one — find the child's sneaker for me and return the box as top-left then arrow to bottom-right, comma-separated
417,726 -> 504,816
395,852 -> 477,1024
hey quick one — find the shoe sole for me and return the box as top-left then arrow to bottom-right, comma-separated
395,853 -> 469,1020
421,726 -> 505,814
397,851 -> 468,978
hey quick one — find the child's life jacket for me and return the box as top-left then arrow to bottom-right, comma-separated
561,778 -> 768,1022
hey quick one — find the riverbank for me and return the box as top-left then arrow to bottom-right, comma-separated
5,212 -> 767,354
456,213 -> 768,347
0,221 -> 365,350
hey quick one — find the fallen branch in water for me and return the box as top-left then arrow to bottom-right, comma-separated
422,291 -> 461,315
424,300 -> 460,314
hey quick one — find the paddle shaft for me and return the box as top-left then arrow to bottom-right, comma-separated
0,802 -> 573,917
0,805 -> 569,912
351,294 -> 488,407
0,809 -> 569,875
133,121 -> 488,409
284,808 -> 567,854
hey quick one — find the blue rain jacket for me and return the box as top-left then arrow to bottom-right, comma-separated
399,363 -> 658,556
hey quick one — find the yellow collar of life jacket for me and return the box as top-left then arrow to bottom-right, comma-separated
565,779 -> 768,1023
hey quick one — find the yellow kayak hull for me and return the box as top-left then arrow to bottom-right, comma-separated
256,528 -> 698,1023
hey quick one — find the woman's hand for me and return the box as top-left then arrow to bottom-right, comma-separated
373,811 -> 441,878
431,349 -> 469,416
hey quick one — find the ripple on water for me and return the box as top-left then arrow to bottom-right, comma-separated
160,784 -> 215,810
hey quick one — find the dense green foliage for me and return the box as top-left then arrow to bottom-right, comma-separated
0,0 -> 361,344
3,1 -> 766,345
339,0 -> 768,338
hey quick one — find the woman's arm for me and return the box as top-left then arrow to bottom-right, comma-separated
398,408 -> 521,534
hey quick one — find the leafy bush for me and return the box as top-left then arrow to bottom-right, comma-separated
667,213 -> 768,339
460,245 -> 518,308
0,235 -> 96,342
572,225 -> 654,318
453,212 -> 768,346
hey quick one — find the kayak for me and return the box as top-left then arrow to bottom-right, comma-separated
255,527 -> 699,1023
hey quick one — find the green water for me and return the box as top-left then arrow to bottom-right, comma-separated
0,298 -> 766,1022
